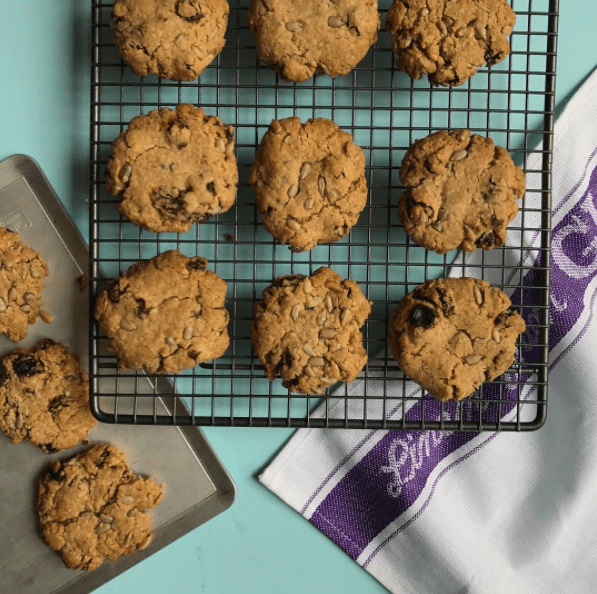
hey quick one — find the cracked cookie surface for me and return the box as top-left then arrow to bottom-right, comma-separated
250,117 -> 368,252
111,0 -> 229,81
247,0 -> 379,82
0,339 -> 96,453
0,227 -> 49,342
38,444 -> 164,571
251,267 -> 371,395
386,0 -> 516,87
398,129 -> 525,254
388,277 -> 526,401
94,250 -> 230,373
106,104 -> 238,233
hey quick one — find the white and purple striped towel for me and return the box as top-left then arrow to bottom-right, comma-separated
260,68 -> 597,594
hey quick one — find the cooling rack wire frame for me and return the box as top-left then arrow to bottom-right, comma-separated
90,0 -> 558,430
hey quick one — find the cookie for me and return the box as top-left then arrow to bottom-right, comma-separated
385,0 -> 516,87
249,117 -> 368,252
0,339 -> 96,453
94,250 -> 229,373
398,129 -> 525,254
388,277 -> 526,401
106,105 -> 238,233
247,0 -> 379,82
0,227 -> 49,342
38,444 -> 164,571
111,0 -> 229,81
251,267 -> 371,395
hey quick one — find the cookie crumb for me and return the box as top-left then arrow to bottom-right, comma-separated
40,309 -> 55,324
77,274 -> 89,291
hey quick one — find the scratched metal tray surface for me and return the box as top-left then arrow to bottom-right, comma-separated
90,0 -> 558,430
0,155 -> 236,594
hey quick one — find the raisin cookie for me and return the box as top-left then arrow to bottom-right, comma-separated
386,0 -> 516,87
0,227 -> 49,342
0,339 -> 96,454
94,250 -> 229,373
250,117 -> 368,252
247,0 -> 379,82
106,105 -> 238,233
38,444 -> 164,571
251,267 -> 371,394
111,0 -> 229,81
388,277 -> 526,401
398,129 -> 525,254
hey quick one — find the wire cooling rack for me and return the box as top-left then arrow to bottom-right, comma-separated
90,0 -> 558,431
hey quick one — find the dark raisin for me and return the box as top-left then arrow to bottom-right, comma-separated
412,290 -> 436,306
136,298 -> 150,318
13,355 -> 43,378
186,258 -> 207,271
43,443 -> 58,454
206,181 -> 216,194
409,305 -> 436,329
108,281 -> 125,304
476,233 -> 496,248
48,394 -> 68,413
188,350 -> 199,359
436,287 -> 454,315
176,0 -> 204,22
0,363 -> 9,387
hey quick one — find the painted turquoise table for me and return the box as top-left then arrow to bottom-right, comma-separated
0,1 -> 594,593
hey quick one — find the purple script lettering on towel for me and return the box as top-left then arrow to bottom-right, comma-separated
310,163 -> 597,561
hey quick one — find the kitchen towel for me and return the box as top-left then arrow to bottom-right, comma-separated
260,67 -> 597,594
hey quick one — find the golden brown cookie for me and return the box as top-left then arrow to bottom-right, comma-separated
106,105 -> 238,233
38,444 -> 164,571
111,0 -> 229,81
0,339 -> 96,454
251,267 -> 371,394
385,0 -> 516,87
388,277 -> 526,401
247,0 -> 380,82
0,227 -> 49,342
249,117 -> 368,252
398,129 -> 526,254
94,250 -> 230,373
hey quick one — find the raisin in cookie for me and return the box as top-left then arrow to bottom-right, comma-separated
0,227 -> 49,342
250,117 -> 368,252
38,444 -> 164,571
94,250 -> 229,373
106,105 -> 238,233
0,339 -> 96,454
111,0 -> 229,81
248,0 -> 379,82
388,277 -> 526,401
398,129 -> 525,254
386,0 -> 516,87
251,267 -> 371,394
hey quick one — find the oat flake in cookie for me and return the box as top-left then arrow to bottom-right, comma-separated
0,227 -> 49,342
94,250 -> 229,374
250,117 -> 368,252
251,267 -> 371,395
386,0 -> 516,87
38,444 -> 164,571
388,277 -> 526,401
398,129 -> 526,254
0,339 -> 96,453
106,104 -> 238,233
247,0 -> 379,82
111,0 -> 229,81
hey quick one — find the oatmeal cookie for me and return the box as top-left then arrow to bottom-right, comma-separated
94,250 -> 229,373
398,129 -> 526,254
388,277 -> 526,401
251,267 -> 371,394
385,0 -> 516,87
111,0 -> 229,81
106,104 -> 238,233
0,227 -> 49,342
249,117 -> 368,252
38,444 -> 164,571
247,0 -> 380,82
0,339 -> 96,453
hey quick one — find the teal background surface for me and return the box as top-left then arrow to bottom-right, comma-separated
0,1 -> 594,593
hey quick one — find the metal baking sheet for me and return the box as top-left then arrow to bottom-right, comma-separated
0,154 -> 236,594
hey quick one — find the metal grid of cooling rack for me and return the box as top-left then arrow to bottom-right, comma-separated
90,0 -> 558,431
